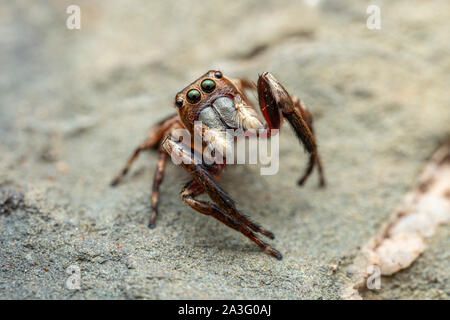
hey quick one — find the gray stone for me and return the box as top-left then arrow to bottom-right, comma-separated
0,0 -> 449,299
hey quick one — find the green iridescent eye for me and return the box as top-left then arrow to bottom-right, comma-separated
186,89 -> 201,104
201,79 -> 216,93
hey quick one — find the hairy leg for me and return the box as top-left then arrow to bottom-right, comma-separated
110,113 -> 179,186
181,180 -> 282,259
162,135 -> 276,239
292,96 -> 326,187
148,151 -> 168,228
257,72 -> 325,187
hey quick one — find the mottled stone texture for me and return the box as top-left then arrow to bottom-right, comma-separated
1,0 -> 449,299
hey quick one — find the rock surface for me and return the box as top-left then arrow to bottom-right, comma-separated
1,0 -> 449,299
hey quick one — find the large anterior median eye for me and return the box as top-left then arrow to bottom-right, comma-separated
186,89 -> 201,104
201,79 -> 216,93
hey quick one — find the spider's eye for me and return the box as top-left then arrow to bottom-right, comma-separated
201,79 -> 216,93
214,71 -> 222,79
175,98 -> 183,107
186,89 -> 201,104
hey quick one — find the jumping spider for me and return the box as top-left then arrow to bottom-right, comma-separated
111,70 -> 325,260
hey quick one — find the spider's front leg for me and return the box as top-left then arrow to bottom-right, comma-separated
161,134 -> 282,260
257,72 -> 326,187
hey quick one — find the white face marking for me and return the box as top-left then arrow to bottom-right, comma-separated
197,96 -> 262,131
198,106 -> 225,130
212,97 -> 239,128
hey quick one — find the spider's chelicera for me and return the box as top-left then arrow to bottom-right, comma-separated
111,70 -> 325,260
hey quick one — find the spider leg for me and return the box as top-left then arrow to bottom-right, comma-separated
292,97 -> 326,187
181,180 -> 282,260
257,72 -> 326,187
110,113 -> 179,186
184,162 -> 275,240
110,139 -> 153,186
148,150 -> 168,228
162,135 -> 281,259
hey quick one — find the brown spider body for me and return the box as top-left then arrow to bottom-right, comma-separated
111,70 -> 325,260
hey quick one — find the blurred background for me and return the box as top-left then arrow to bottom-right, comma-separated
0,0 -> 449,299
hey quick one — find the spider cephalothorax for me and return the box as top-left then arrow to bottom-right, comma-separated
111,70 -> 325,260
175,70 -> 263,134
